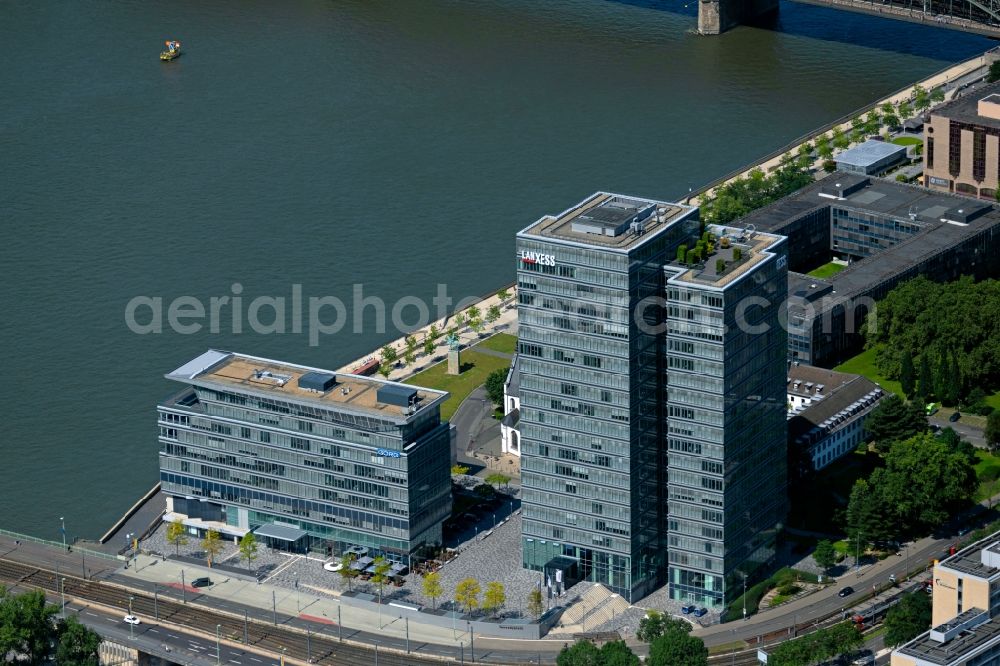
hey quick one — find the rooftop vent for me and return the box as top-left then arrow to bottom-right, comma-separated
252,369 -> 292,386
298,372 -> 337,393
377,384 -> 418,408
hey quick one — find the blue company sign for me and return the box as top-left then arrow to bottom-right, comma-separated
376,448 -> 402,458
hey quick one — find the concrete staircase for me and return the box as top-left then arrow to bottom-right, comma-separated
555,584 -> 629,633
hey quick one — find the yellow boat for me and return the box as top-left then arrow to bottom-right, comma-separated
160,40 -> 181,61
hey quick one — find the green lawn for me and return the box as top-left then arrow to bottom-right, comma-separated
891,136 -> 923,146
404,349 -> 512,421
987,391 -> 1000,412
807,261 -> 847,279
474,333 -> 517,355
974,450 -> 1000,501
834,348 -> 904,398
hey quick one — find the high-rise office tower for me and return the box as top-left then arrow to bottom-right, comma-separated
516,192 -> 787,606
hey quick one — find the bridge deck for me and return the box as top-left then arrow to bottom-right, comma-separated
788,0 -> 1000,38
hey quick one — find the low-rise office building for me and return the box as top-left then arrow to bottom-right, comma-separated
786,364 -> 884,471
741,174 -> 1000,366
835,139 -> 908,176
925,82 -> 1000,199
892,532 -> 1000,665
158,350 -> 452,562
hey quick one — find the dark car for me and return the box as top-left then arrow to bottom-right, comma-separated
191,577 -> 213,588
681,604 -> 695,614
838,586 -> 854,597
693,607 -> 708,617
949,411 -> 961,422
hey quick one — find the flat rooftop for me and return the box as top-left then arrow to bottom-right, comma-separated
937,536 -> 1000,580
665,224 -> 785,289
518,192 -> 694,251
743,174 -> 1000,314
166,350 -> 447,422
835,139 -> 906,167
932,80 -> 1000,130
897,613 -> 1000,665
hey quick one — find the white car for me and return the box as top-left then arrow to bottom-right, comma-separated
323,560 -> 343,572
123,615 -> 140,626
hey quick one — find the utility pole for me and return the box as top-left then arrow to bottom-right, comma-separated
338,605 -> 342,642
181,570 -> 186,604
153,584 -> 158,620
306,627 -> 311,663
405,617 -> 409,653
244,610 -> 249,644
60,578 -> 66,619
216,624 -> 221,665
272,590 -> 277,625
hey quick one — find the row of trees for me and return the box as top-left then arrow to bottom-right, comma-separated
376,290 -> 509,378
701,164 -> 814,225
165,521 -> 260,570
765,621 -> 863,666
866,276 -> 1000,409
0,588 -> 102,665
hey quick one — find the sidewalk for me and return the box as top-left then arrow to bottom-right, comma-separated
117,553 -> 469,648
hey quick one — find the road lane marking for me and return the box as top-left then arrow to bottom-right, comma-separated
148,628 -> 159,633
249,658 -> 262,663
85,612 -> 98,617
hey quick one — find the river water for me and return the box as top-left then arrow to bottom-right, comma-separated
0,0 -> 989,539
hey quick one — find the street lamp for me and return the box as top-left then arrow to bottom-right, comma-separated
128,596 -> 135,640
216,624 -> 221,665
60,517 -> 66,551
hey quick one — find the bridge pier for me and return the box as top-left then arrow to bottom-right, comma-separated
698,0 -> 779,34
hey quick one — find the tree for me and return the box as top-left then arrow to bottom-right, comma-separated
815,134 -> 833,160
527,588 -> 544,619
934,349 -> 950,406
880,101 -> 900,129
899,354 -> 915,398
484,581 -> 506,616
238,532 -> 259,572
485,473 -> 510,490
898,99 -> 913,120
557,641 -> 602,666
832,126 -> 850,150
427,324 -> 441,344
944,351 -> 962,407
466,306 -> 481,324
917,353 -> 933,404
485,367 -> 508,406
496,288 -> 510,303
647,629 -> 708,666
166,519 -> 189,556
474,483 -> 496,499
813,540 -> 836,573
403,347 -> 416,366
599,641 -> 640,666
0,589 -> 59,663
339,553 -> 358,591
989,60 -> 1000,83
863,109 -> 881,135
930,87 -> 945,104
451,463 -> 470,475
864,394 -> 927,451
404,335 -> 417,354
371,556 -> 391,604
55,615 -> 101,666
486,304 -> 502,325
846,478 -> 892,545
769,622 -> 862,666
201,529 -> 223,568
987,412 -> 1000,451
912,85 -> 931,114
454,578 -> 481,613
469,317 -> 485,335
380,344 -> 398,365
422,335 -> 435,357
422,572 -> 443,609
884,591 -> 932,647
637,610 -> 692,643
938,427 -> 977,466
454,312 -> 467,329
378,360 -> 392,378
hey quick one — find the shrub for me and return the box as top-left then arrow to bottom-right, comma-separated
733,247 -> 743,262
720,236 -> 731,249
716,258 -> 726,274
685,249 -> 695,265
778,583 -> 801,596
823,159 -> 837,173
676,244 -> 688,263
895,174 -> 909,183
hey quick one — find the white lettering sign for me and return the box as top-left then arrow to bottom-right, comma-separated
519,250 -> 556,266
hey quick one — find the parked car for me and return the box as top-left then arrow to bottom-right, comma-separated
889,574 -> 897,584
949,411 -> 962,422
838,586 -> 854,597
191,577 -> 213,588
693,607 -> 708,617
123,615 -> 141,625
680,604 -> 695,614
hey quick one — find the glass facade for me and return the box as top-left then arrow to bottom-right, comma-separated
158,369 -> 452,563
517,197 -> 788,607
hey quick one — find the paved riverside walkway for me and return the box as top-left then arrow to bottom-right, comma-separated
334,288 -> 517,384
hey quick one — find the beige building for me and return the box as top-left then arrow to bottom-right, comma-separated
925,83 -> 1000,200
892,534 -> 1000,665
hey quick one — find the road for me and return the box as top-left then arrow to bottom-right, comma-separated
930,415 -> 987,448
